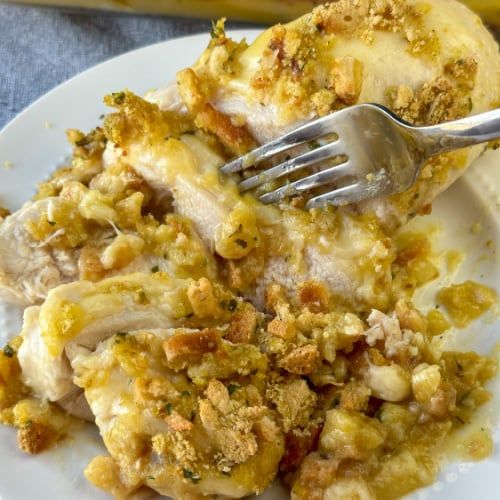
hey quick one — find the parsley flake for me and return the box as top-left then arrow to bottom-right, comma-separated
114,332 -> 128,344
227,299 -> 238,312
165,403 -> 173,415
75,137 -> 90,147
151,265 -> 160,273
330,397 -> 340,408
227,384 -> 240,396
183,468 -> 201,483
112,91 -> 126,105
3,345 -> 14,358
235,238 -> 247,248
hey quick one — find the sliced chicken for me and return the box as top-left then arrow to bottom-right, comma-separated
101,0 -> 499,311
103,97 -> 395,311
147,0 -> 499,228
72,328 -> 284,499
17,272 -> 203,418
0,199 -> 79,305
0,179 -> 216,305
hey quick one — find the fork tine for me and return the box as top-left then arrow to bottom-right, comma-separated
259,159 -> 350,204
239,139 -> 343,192
305,171 -> 393,208
220,108 -> 354,174
305,182 -> 362,208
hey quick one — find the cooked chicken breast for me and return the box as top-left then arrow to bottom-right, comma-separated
102,0 -> 499,310
102,100 -> 396,311
0,176 -> 216,305
0,199 -> 79,305
17,272 -> 202,417
73,329 -> 284,499
149,0 -> 499,226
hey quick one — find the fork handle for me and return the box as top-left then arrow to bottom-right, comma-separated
417,108 -> 500,156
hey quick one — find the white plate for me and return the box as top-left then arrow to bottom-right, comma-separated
0,31 -> 499,500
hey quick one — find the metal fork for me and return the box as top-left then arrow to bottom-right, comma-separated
221,104 -> 500,208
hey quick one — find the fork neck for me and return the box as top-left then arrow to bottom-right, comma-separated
412,108 -> 500,157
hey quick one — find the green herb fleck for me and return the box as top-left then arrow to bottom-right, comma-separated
3,345 -> 14,358
47,220 -> 56,226
308,140 -> 321,150
459,391 -> 471,404
227,299 -> 238,312
112,92 -> 126,105
183,468 -> 201,483
330,397 -> 340,408
235,238 -> 247,248
210,20 -> 218,39
165,403 -> 173,415
209,20 -> 225,40
467,97 -> 473,112
114,331 -> 128,344
147,476 -> 155,480
454,415 -> 465,425
24,420 -> 33,429
75,137 -> 90,147
151,265 -> 160,273
135,290 -> 147,304
181,391 -> 191,397
227,384 -> 240,396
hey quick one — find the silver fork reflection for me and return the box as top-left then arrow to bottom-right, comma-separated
221,104 -> 500,208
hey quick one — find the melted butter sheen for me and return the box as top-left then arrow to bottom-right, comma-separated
438,280 -> 497,328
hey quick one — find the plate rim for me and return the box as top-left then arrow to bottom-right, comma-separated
0,28 -> 262,135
